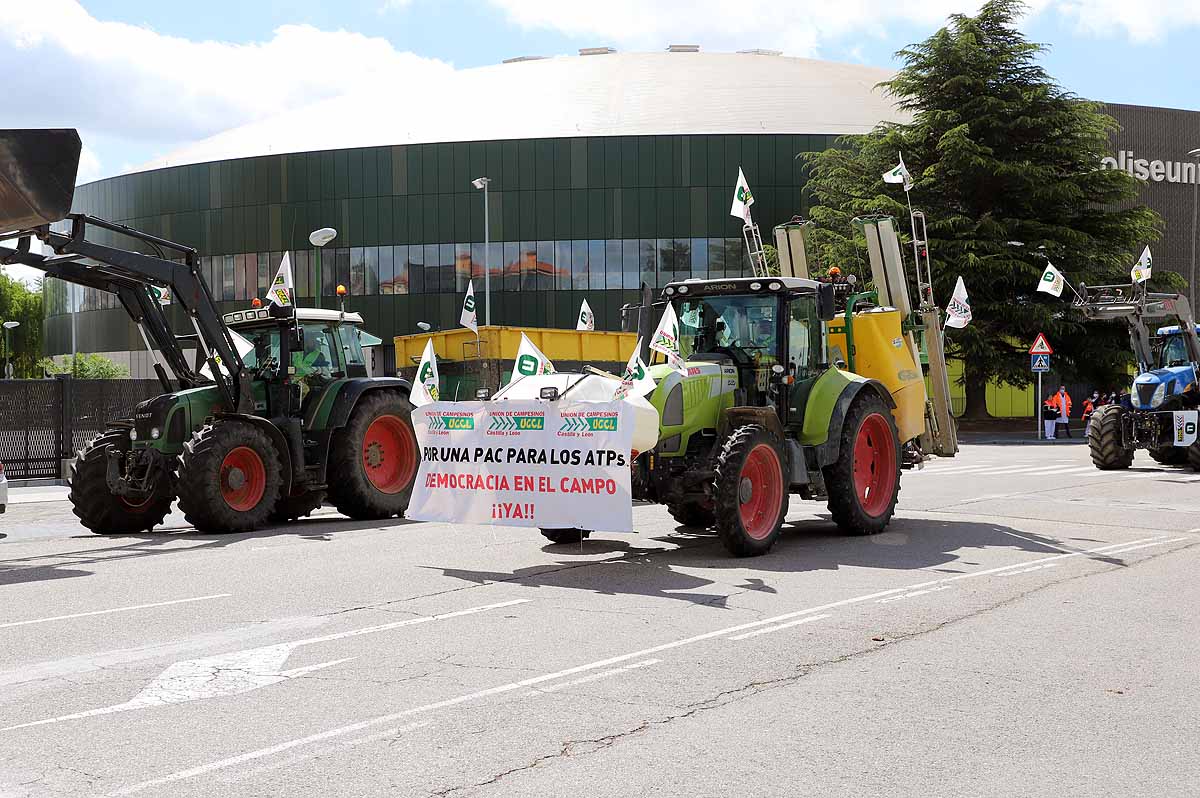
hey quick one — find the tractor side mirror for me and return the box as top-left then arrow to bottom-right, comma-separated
475,388 -> 491,400
539,386 -> 560,401
817,282 -> 836,321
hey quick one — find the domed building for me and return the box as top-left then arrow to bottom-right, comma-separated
41,49 -> 1198,377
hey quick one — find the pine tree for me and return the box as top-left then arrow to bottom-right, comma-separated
805,0 -> 1167,418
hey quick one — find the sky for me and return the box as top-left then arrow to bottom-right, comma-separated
1,0 -> 1198,284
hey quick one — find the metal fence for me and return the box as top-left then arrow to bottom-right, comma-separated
0,378 -> 163,480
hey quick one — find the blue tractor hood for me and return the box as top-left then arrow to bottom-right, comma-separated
1132,365 -> 1198,409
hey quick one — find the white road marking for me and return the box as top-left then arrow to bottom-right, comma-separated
3,598 -> 529,732
0,594 -> 232,630
226,720 -> 434,783
728,614 -> 831,640
1099,537 -> 1189,556
106,535 -> 1189,795
996,563 -> 1059,577
877,585 -> 954,604
531,658 -> 661,694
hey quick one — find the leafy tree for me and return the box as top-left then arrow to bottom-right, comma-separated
38,352 -> 130,379
0,270 -> 44,378
805,0 -> 1164,417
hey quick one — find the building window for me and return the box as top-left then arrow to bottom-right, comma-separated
379,246 -> 395,295
589,239 -> 605,291
605,240 -> 622,290
365,246 -> 380,295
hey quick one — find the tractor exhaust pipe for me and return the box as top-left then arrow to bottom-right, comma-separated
0,129 -> 82,234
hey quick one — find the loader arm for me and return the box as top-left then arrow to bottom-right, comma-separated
0,128 -> 251,412
1075,285 -> 1200,374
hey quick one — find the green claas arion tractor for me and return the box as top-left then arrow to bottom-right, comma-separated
627,217 -> 956,556
0,129 -> 421,534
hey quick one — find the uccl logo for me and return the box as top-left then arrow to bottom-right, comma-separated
429,415 -> 474,431
1176,414 -> 1196,443
490,413 -> 544,431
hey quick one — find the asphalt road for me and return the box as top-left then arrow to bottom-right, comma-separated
1,442 -> 1198,797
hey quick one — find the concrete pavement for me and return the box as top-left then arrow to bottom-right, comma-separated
0,443 -> 1197,796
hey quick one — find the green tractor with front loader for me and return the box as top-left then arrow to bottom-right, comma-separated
0,129 -> 420,534
625,216 -> 957,556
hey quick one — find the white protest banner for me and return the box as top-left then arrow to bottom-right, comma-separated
944,275 -> 971,329
1131,246 -> 1152,284
460,280 -> 478,333
577,298 -> 595,331
649,302 -> 687,374
410,339 -> 440,407
406,399 -> 636,531
269,252 -> 294,308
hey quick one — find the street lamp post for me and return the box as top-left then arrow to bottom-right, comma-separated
1188,149 -> 1200,311
2,320 -> 20,379
471,177 -> 491,327
309,227 -> 338,309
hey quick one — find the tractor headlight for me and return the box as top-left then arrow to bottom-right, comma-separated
150,427 -> 161,440
129,429 -> 137,442
1150,382 -> 1166,408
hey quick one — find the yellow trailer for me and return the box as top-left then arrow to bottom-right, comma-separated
394,325 -> 637,369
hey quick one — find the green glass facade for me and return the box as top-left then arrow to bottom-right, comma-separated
44,133 -> 837,371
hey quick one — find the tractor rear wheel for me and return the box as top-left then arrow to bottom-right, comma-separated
69,429 -> 174,535
1149,445 -> 1188,466
327,392 -> 419,520
1088,404 -> 1133,470
824,394 -> 900,535
269,489 -> 326,523
712,425 -> 789,557
668,501 -> 715,529
539,528 -> 591,544
177,420 -> 283,533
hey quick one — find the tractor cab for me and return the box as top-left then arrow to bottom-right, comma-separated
1130,323 -> 1200,410
665,276 -> 831,425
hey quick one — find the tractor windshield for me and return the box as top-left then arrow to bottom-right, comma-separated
675,294 -> 779,364
1158,335 -> 1190,368
236,324 -> 281,371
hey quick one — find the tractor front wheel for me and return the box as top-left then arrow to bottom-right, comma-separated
824,394 -> 900,535
668,501 -> 715,529
1149,445 -> 1188,466
177,420 -> 283,533
69,429 -> 174,535
1088,404 -> 1133,470
712,425 -> 789,557
327,392 -> 419,520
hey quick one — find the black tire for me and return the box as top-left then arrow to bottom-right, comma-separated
668,501 -> 715,529
327,392 -> 419,520
824,393 -> 901,536
712,425 -> 789,557
69,429 -> 174,535
540,528 -> 591,544
1187,440 -> 1200,472
1149,445 -> 1188,466
269,489 -> 326,523
176,420 -> 283,533
1088,404 -> 1133,470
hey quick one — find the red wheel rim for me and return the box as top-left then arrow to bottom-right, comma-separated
363,415 -> 417,494
738,443 -> 784,540
220,446 -> 267,512
853,413 -> 897,517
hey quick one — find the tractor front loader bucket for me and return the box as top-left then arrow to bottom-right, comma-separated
0,128 -> 81,233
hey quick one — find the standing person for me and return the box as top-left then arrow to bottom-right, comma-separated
1050,384 -> 1073,438
1043,393 -> 1059,440
1082,390 -> 1099,432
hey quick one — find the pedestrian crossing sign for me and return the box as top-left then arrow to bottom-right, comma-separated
1031,354 -> 1051,373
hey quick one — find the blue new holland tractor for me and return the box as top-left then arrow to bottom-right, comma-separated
1076,284 -> 1200,469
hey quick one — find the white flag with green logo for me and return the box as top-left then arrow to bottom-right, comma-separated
577,298 -> 595,331
882,153 -> 913,192
460,280 -> 478,333
649,302 -> 687,374
268,252 -> 294,308
944,276 -> 972,329
411,338 -> 440,407
1131,246 -> 1153,284
613,337 -> 655,401
729,167 -> 755,221
1037,262 -> 1065,297
508,332 -> 556,385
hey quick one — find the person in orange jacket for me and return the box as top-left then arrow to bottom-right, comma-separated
1081,390 -> 1099,431
1048,385 -> 1073,438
